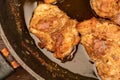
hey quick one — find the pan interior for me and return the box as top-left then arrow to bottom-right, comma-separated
23,1 -> 98,78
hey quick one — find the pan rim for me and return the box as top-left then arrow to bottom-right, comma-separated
0,24 -> 44,80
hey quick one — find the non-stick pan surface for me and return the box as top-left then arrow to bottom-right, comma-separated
0,0 -> 99,80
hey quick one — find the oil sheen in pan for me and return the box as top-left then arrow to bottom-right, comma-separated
23,1 -> 99,79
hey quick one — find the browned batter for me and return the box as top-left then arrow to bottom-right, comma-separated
29,4 -> 80,60
91,0 -> 120,25
77,17 -> 120,80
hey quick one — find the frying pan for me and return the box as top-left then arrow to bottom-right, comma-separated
0,0 -> 99,80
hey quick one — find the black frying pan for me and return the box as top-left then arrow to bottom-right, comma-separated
0,0 -> 98,80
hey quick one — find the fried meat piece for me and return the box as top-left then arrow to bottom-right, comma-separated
77,18 -> 120,80
29,4 -> 80,60
90,0 -> 120,25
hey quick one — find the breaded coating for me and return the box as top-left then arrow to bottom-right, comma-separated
90,0 -> 120,25
44,0 -> 56,4
77,17 -> 120,80
29,4 -> 80,60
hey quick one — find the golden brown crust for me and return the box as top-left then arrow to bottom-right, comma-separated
90,0 -> 120,25
29,4 -> 80,60
77,17 -> 120,80
43,0 -> 56,4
